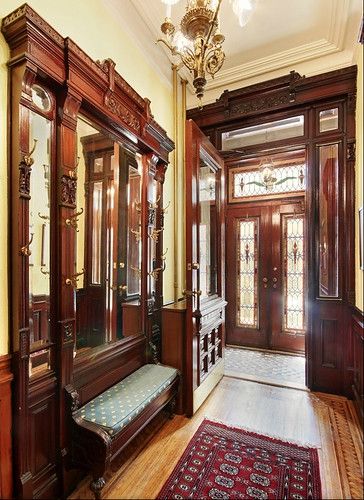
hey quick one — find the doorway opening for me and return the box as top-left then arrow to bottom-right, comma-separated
225,148 -> 307,388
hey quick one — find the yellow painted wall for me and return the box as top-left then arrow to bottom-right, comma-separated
0,0 -> 175,354
354,43 -> 363,312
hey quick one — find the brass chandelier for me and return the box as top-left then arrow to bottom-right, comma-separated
158,0 -> 226,101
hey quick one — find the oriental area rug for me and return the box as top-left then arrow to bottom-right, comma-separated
158,419 -> 322,500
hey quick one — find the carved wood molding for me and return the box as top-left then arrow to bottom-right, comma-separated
227,91 -> 294,118
2,4 -> 174,162
60,175 -> 77,207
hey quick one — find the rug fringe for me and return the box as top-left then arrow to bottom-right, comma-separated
203,416 -> 322,449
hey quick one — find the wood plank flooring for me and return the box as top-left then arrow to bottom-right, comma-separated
69,377 -> 363,500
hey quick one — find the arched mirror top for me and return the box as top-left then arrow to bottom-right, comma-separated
31,84 -> 53,113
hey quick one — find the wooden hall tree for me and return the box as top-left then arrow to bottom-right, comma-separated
1,4 -> 174,499
188,67 -> 357,398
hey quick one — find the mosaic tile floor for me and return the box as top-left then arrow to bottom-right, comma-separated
224,347 -> 306,390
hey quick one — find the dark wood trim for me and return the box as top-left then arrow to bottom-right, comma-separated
0,354 -> 13,500
351,306 -> 364,427
2,4 -> 174,498
188,67 -> 357,397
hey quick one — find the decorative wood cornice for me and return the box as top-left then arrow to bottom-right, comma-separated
1,3 -> 174,163
187,66 -> 357,127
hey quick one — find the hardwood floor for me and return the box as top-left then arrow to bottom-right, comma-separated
69,377 -> 363,500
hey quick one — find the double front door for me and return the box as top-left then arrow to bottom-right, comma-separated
226,198 -> 306,353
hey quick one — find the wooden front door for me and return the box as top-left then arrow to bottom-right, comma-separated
226,198 -> 305,353
185,120 -> 227,416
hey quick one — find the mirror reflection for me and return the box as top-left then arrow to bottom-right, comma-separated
75,116 -> 142,356
29,108 -> 52,376
199,155 -> 218,299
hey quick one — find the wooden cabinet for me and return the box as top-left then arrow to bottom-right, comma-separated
1,5 -> 173,498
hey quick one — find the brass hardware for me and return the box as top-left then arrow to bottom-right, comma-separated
110,284 -> 127,292
148,267 -> 164,280
273,267 -> 277,271
135,201 -> 142,213
272,277 -> 278,283
130,228 -> 142,242
263,277 -> 268,283
182,289 -> 202,297
38,212 -> 50,221
162,200 -> 170,213
65,208 -> 84,232
131,265 -> 142,278
40,266 -> 50,275
161,247 -> 168,260
148,195 -> 161,210
150,228 -> 163,242
120,284 -> 128,291
187,262 -> 200,270
20,233 -> 34,256
65,269 -> 85,288
23,139 -> 38,167
119,262 -> 125,269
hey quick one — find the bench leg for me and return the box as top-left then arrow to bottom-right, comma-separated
90,477 -> 106,500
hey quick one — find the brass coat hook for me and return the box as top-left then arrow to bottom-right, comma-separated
150,228 -> 163,242
162,200 -> 170,213
40,266 -> 50,275
161,247 -> 168,260
148,267 -> 164,280
148,195 -> 161,210
24,139 -> 38,167
38,212 -> 50,221
65,269 -> 85,288
65,208 -> 84,232
130,227 -> 142,242
20,232 -> 34,256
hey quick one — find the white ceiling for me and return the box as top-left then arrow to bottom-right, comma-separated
103,0 -> 363,108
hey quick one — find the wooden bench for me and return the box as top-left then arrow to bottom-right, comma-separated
65,364 -> 179,499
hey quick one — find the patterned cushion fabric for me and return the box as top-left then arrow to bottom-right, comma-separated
75,364 -> 178,436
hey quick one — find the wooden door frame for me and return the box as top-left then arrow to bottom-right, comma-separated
187,67 -> 357,397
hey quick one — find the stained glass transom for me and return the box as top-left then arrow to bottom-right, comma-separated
237,219 -> 258,328
283,215 -> 305,332
232,164 -> 305,199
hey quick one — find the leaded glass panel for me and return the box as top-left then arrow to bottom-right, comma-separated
283,214 -> 305,332
237,218 -> 258,328
232,164 -> 305,200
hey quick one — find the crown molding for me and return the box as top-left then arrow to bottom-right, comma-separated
102,0 -> 173,89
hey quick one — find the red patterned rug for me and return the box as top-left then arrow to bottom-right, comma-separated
158,419 -> 322,499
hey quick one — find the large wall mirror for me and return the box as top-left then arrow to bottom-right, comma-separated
28,85 -> 54,378
75,115 -> 143,356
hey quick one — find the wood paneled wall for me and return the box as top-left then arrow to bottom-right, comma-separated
0,354 -> 13,499
351,307 -> 364,426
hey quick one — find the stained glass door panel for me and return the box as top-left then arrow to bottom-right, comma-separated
226,199 -> 306,353
270,200 -> 306,352
226,206 -> 270,348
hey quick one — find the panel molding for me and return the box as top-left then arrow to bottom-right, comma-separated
0,354 -> 13,500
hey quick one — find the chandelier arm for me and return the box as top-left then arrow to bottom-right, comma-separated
204,0 -> 224,48
156,38 -> 175,52
205,47 -> 225,76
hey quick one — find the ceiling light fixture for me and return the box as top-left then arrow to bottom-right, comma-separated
158,0 -> 256,103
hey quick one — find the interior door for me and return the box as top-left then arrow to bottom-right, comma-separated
226,198 -> 305,353
185,120 -> 226,416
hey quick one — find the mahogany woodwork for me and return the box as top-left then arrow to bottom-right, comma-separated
351,307 -> 364,427
178,121 -> 226,416
65,374 -> 179,499
226,198 -> 306,353
187,67 -> 357,398
0,354 -> 13,500
1,4 -> 174,499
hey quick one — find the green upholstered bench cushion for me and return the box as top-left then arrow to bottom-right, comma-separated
75,364 -> 178,436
